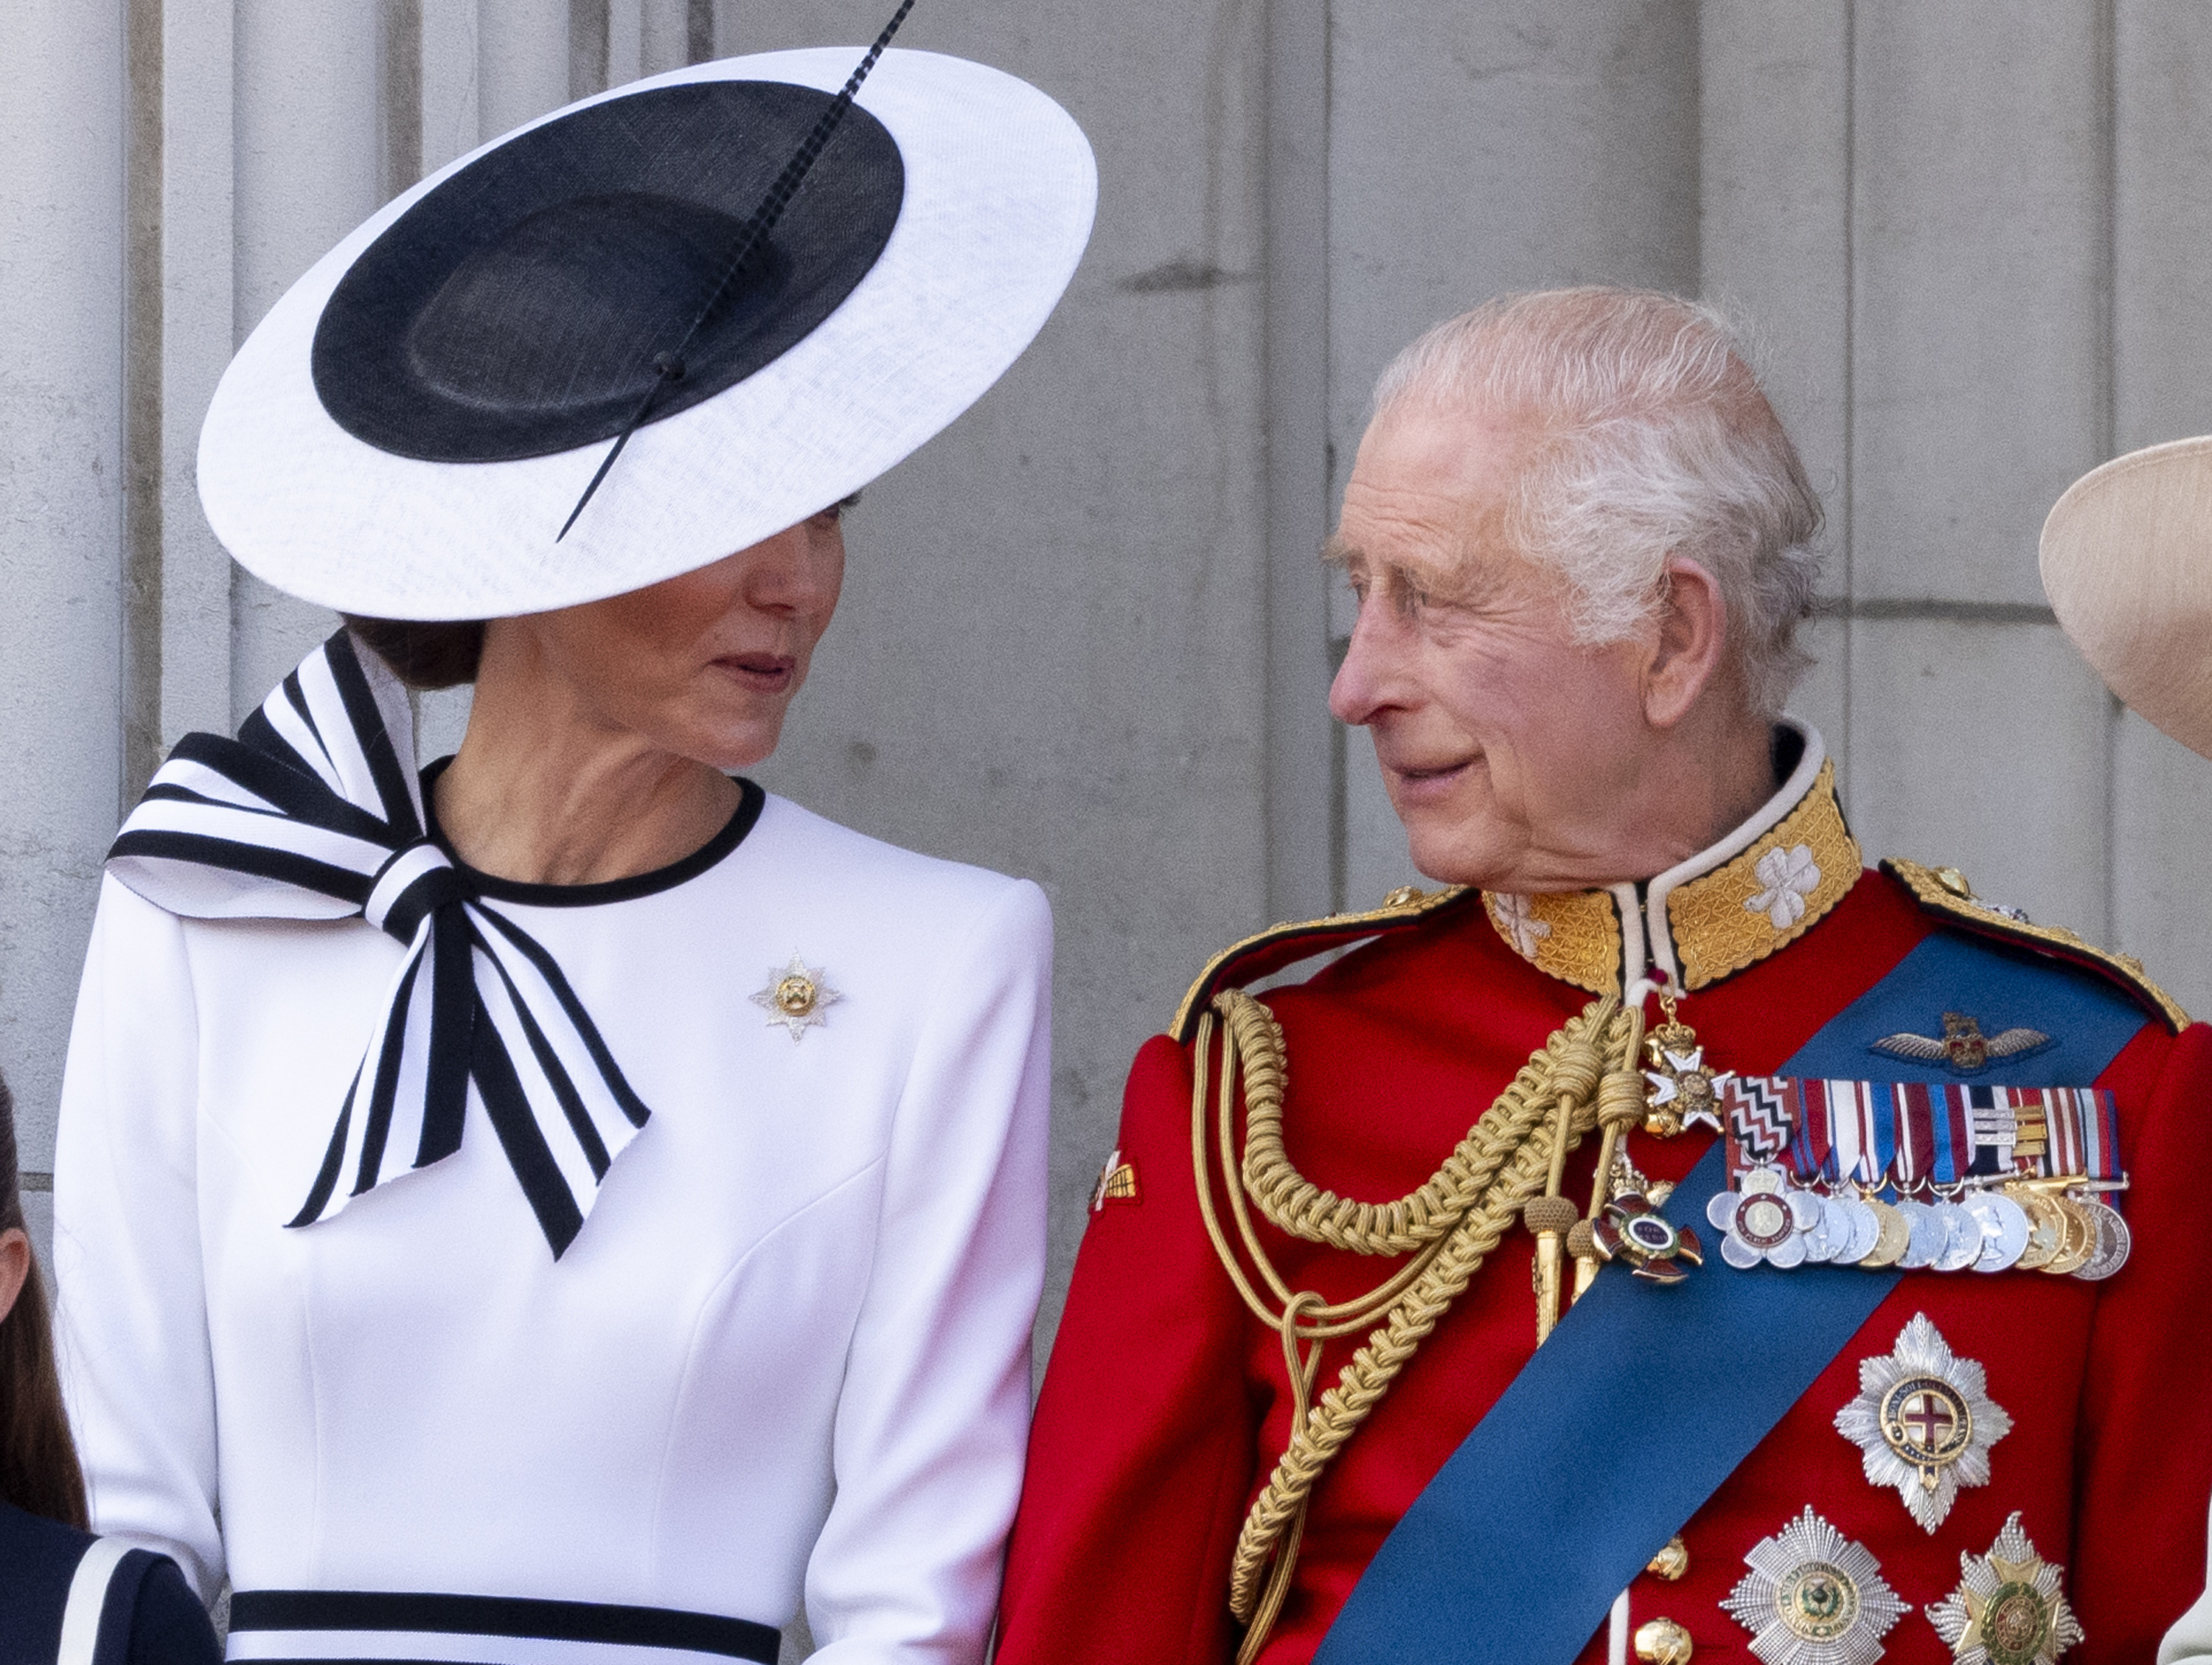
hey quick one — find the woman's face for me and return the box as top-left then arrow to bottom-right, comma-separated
494,504 -> 846,771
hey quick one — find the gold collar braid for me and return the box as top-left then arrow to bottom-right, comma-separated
1482,754 -> 1861,995
1193,991 -> 1648,1661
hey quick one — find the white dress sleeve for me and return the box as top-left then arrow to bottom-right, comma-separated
801,877 -> 1054,1664
51,875 -> 225,1601
2163,1509 -> 2212,1665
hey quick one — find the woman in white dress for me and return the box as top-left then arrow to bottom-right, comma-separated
53,29 -> 1092,1665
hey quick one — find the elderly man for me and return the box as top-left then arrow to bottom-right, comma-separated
997,288 -> 2212,1665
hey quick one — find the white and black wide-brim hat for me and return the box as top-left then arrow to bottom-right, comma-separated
198,46 -> 1096,621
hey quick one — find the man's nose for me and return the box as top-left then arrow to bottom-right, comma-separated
1329,611 -> 1394,727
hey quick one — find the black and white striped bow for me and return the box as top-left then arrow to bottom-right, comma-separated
106,629 -> 648,1257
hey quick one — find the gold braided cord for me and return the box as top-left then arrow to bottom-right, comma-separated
1197,1009 -> 1450,1342
1232,990 -> 1606,1256
1190,990 -> 1636,1655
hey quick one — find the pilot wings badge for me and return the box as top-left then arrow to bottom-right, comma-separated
1870,1012 -> 2052,1076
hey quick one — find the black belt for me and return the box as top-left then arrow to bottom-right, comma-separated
226,1590 -> 779,1663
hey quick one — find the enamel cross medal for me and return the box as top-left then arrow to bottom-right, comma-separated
1642,987 -> 1731,1137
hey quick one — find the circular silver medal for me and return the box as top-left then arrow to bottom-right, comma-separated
1812,1194 -> 1863,1264
1932,1200 -> 1984,1272
1966,1191 -> 2030,1272
1800,1196 -> 1840,1262
2073,1201 -> 2132,1281
1836,1195 -> 1881,1263
1896,1199 -> 1944,1269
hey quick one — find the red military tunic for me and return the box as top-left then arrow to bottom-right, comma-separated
1001,731 -> 2212,1665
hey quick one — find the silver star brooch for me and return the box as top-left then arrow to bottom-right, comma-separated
750,953 -> 843,1041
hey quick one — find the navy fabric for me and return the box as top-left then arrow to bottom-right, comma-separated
114,1561 -> 221,1665
0,1500 -> 83,1664
0,1503 -> 218,1665
313,80 -> 905,463
1314,926 -> 2152,1665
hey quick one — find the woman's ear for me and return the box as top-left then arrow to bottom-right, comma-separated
1642,556 -> 1731,729
0,1227 -> 29,1329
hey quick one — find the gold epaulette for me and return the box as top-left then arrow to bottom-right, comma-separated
1166,885 -> 1475,1043
1882,857 -> 2189,1033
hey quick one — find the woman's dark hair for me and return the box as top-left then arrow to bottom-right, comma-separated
0,1070 -> 89,1529
341,615 -> 487,691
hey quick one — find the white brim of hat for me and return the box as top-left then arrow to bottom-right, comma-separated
197,48 -> 1096,621
2040,434 -> 2212,760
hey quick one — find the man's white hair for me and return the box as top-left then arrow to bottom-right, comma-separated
1372,287 -> 1825,717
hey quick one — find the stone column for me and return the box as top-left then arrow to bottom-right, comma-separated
1844,3 -> 2114,938
231,0 -> 383,720
0,0 -> 128,1235
478,0 -> 571,137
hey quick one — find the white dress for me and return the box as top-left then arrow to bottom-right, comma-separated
53,776 -> 1051,1663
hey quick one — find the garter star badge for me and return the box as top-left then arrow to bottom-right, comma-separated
1723,1506 -> 1910,1665
1927,1512 -> 2083,1665
750,953 -> 843,1040
1834,1313 -> 2011,1532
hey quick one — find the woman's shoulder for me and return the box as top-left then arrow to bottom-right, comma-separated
745,793 -> 1050,928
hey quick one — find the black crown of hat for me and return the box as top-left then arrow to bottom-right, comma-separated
310,1 -> 918,540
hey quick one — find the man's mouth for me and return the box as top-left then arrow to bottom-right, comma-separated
1386,756 -> 1477,797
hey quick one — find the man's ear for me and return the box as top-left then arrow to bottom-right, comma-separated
1642,557 -> 1730,729
0,1228 -> 29,1329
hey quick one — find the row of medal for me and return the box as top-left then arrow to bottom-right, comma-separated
1705,1166 -> 2129,1280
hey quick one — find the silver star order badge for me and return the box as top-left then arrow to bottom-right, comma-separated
1834,1313 -> 2012,1532
1927,1512 -> 2083,1665
750,953 -> 842,1040
1723,1506 -> 1911,1665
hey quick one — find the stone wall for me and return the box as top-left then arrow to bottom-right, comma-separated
6,0 -> 2212,1420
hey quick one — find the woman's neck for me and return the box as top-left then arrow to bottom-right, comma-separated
432,676 -> 740,889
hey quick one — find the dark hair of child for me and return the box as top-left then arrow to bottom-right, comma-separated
0,1070 -> 89,1528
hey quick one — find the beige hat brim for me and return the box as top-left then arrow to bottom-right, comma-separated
2040,434 -> 2212,759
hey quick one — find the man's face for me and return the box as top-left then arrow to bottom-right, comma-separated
1328,403 -> 1657,891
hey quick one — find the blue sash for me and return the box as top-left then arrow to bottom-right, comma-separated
1313,930 -> 2149,1665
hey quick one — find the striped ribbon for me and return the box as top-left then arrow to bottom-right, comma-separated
1720,1076 -> 2120,1193
106,629 -> 649,1257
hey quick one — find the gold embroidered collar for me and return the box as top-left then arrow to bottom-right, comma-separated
1482,721 -> 1860,995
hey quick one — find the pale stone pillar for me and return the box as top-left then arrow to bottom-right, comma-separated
1845,4 -> 2114,938
158,0 -> 238,754
1700,4 -> 1852,758
231,0 -> 383,720
478,0 -> 571,137
0,0 -> 127,1220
